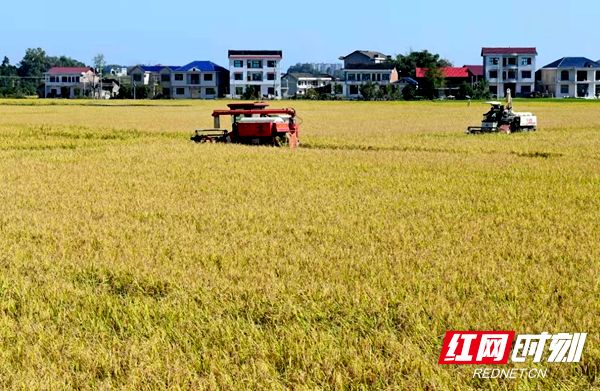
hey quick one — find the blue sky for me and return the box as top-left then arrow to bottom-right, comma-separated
0,0 -> 598,70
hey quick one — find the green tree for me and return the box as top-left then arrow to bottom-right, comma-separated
0,56 -> 18,88
402,83 -> 417,101
420,65 -> 445,99
241,85 -> 258,100
457,82 -> 474,100
304,89 -> 319,100
333,83 -> 343,95
359,81 -> 378,100
93,54 -> 107,73
473,80 -> 492,100
392,50 -> 453,78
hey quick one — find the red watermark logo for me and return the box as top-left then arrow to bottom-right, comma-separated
439,331 -> 515,364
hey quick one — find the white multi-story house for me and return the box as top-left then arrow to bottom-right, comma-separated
339,50 -> 398,98
539,57 -> 600,98
342,64 -> 398,98
339,50 -> 391,67
44,67 -> 98,98
129,65 -> 179,97
129,65 -> 163,86
105,67 -> 128,77
481,47 -> 537,97
170,61 -> 229,99
229,50 -> 282,99
281,73 -> 337,96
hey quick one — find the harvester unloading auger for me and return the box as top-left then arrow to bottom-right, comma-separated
191,102 -> 300,147
467,89 -> 537,134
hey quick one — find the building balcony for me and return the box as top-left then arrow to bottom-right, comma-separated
46,82 -> 85,86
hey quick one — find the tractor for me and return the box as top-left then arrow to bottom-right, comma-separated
191,102 -> 300,147
467,89 -> 537,134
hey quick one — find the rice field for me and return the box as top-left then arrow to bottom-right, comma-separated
0,98 -> 599,389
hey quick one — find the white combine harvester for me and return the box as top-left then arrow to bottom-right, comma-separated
467,89 -> 537,134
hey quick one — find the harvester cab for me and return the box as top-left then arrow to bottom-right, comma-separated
467,89 -> 537,134
191,102 -> 300,147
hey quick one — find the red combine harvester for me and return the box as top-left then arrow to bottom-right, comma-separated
191,102 -> 300,147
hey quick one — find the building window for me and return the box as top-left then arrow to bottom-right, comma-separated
234,73 -> 243,81
596,85 -> 600,96
204,74 -> 213,81
250,73 -> 263,81
267,60 -> 276,68
175,74 -> 183,81
347,73 -> 356,81
381,74 -> 390,81
489,57 -> 499,65
248,60 -> 262,69
235,87 -> 243,95
205,88 -> 216,95
268,87 -> 275,95
522,57 -> 532,65
50,76 -> 56,82
507,70 -> 516,79
521,71 -> 532,79
267,73 -> 275,81
521,85 -> 531,93
161,74 -> 170,82
489,86 -> 498,95
561,85 -> 569,94
176,88 -> 185,95
349,85 -> 359,95
233,60 -> 243,67
561,71 -> 569,81
489,70 -> 498,79
577,71 -> 588,82
597,71 -> 600,81
361,74 -> 371,81
133,74 -> 142,82
62,76 -> 68,82
76,76 -> 80,82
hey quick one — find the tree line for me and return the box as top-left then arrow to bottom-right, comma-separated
0,48 -> 88,97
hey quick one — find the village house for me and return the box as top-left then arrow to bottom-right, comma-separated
170,61 -> 229,99
415,65 -> 483,97
281,73 -> 337,97
44,67 -> 98,98
338,50 -> 398,98
229,50 -> 283,99
129,65 -> 179,97
538,57 -> 600,98
482,47 -> 537,97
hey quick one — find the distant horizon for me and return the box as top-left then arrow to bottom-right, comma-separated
1,0 -> 598,71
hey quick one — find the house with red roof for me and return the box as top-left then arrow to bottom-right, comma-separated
481,47 -> 537,98
44,67 -> 98,98
415,66 -> 483,97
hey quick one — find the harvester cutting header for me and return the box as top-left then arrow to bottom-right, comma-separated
467,89 -> 537,134
191,102 -> 300,147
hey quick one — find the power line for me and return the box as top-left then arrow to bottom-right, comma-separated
0,75 -> 45,79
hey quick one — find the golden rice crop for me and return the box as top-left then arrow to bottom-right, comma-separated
0,99 -> 599,390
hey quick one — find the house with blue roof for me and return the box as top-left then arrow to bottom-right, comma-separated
170,61 -> 229,99
539,57 -> 600,98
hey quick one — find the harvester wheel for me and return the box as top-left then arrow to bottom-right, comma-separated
273,133 -> 290,147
